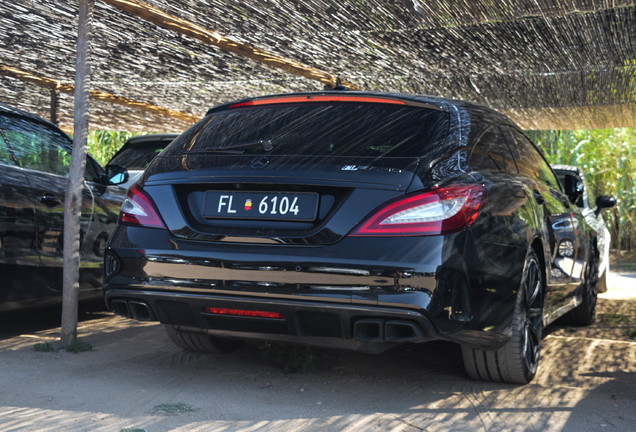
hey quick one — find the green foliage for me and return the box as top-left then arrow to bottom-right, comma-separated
529,128 -> 636,251
66,338 -> 92,353
261,342 -> 318,373
34,332 -> 92,353
598,313 -> 630,324
86,130 -> 142,166
65,331 -> 93,353
34,342 -> 55,352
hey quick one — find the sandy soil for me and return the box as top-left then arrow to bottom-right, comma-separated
0,273 -> 634,432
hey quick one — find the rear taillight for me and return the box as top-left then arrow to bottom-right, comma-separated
350,184 -> 486,237
119,184 -> 166,229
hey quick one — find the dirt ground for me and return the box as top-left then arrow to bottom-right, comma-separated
0,273 -> 634,432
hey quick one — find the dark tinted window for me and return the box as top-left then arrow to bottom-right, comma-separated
84,156 -> 101,183
468,126 -> 515,172
0,114 -> 100,182
166,103 -> 448,158
505,127 -> 560,188
109,142 -> 170,170
0,129 -> 15,165
0,115 -> 71,176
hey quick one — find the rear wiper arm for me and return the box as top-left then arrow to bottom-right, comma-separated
190,139 -> 273,154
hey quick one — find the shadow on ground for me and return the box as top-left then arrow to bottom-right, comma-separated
0,298 -> 634,431
0,300 -> 109,339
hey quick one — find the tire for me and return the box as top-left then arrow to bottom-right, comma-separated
164,325 -> 245,353
461,249 -> 544,384
563,247 -> 599,326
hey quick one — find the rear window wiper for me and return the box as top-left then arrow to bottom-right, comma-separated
187,139 -> 274,154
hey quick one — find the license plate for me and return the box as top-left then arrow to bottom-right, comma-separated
203,191 -> 319,221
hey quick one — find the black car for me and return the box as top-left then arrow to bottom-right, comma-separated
103,92 -> 598,384
0,103 -> 127,311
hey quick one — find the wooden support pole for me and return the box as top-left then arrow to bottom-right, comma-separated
61,0 -> 93,347
0,65 -> 200,126
50,89 -> 59,125
100,0 -> 359,91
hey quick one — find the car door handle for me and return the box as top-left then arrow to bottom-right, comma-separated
39,194 -> 61,207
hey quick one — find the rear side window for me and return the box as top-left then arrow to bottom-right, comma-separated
504,127 -> 560,188
0,115 -> 71,176
468,126 -> 515,173
166,103 -> 449,158
109,144 -> 168,170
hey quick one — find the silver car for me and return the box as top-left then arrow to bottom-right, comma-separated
553,165 -> 616,292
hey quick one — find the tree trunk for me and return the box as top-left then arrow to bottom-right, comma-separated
61,0 -> 93,347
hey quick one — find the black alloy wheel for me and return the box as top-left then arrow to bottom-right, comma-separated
522,255 -> 544,376
462,249 -> 544,384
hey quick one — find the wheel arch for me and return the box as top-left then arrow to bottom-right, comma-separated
530,236 -> 547,301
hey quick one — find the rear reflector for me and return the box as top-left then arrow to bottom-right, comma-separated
119,184 -> 166,229
229,95 -> 407,109
350,184 -> 486,237
203,307 -> 284,319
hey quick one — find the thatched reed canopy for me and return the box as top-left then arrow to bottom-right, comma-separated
1,0 -> 635,132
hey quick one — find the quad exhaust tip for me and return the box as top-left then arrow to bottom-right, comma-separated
354,319 -> 424,343
110,299 -> 154,321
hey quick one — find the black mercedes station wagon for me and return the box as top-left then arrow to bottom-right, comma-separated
103,92 -> 599,384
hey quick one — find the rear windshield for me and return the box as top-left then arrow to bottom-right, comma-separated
163,103 -> 449,158
108,143 -> 168,170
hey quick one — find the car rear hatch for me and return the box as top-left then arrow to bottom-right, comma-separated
142,94 -> 451,245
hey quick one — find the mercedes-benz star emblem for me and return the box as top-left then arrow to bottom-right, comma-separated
250,156 -> 270,168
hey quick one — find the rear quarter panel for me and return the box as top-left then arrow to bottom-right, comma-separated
460,173 -> 542,337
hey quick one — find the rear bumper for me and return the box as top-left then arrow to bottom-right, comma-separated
103,225 -> 521,351
103,277 -> 510,352
104,288 -> 446,353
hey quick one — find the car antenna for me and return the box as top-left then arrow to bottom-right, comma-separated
325,76 -> 349,91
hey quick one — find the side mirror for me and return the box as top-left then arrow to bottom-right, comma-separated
105,164 -> 129,186
595,195 -> 616,215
